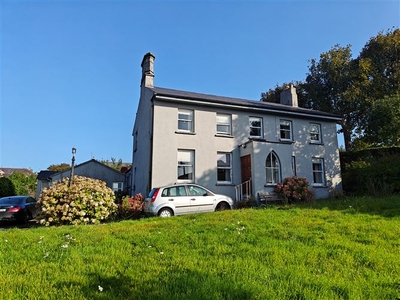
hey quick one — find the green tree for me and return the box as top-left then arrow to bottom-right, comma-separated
47,163 -> 70,172
359,28 -> 400,101
0,177 -> 16,197
303,45 -> 363,150
359,93 -> 400,146
8,172 -> 37,196
100,158 -> 130,171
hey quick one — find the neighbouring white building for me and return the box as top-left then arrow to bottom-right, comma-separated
131,53 -> 342,202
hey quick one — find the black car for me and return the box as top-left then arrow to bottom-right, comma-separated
0,196 -> 37,224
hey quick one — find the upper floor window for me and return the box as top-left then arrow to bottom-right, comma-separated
178,109 -> 194,132
177,150 -> 194,182
216,114 -> 232,135
312,158 -> 325,186
112,182 -> 124,192
249,117 -> 262,138
280,120 -> 292,140
217,152 -> 232,183
310,123 -> 322,143
266,151 -> 281,185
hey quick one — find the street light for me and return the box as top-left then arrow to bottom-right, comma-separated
69,147 -> 76,186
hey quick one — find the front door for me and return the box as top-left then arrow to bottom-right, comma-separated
240,155 -> 252,197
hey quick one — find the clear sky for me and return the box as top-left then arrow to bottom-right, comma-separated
1,0 -> 399,172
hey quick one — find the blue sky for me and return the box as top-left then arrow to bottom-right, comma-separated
1,0 -> 399,172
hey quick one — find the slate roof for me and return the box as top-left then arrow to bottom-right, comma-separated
36,171 -> 58,181
149,86 -> 341,121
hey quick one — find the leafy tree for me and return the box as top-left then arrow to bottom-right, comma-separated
47,163 -> 70,172
304,45 -> 362,150
0,177 -> 15,197
359,28 -> 400,101
100,157 -> 130,172
360,93 -> 400,146
8,172 -> 37,196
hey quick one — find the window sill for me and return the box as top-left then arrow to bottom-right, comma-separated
312,184 -> 326,188
264,184 -> 278,187
310,142 -> 324,145
216,183 -> 235,186
279,139 -> 294,144
175,131 -> 196,135
215,134 -> 234,138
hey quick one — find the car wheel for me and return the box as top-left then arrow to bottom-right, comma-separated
216,202 -> 230,211
158,208 -> 173,217
19,212 -> 29,224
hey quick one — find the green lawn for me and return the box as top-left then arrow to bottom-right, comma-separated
0,196 -> 399,299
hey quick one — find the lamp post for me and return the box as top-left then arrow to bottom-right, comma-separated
69,147 -> 76,186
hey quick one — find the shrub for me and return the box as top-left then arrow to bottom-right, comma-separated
0,177 -> 15,197
118,194 -> 144,219
275,176 -> 313,204
236,197 -> 256,209
37,176 -> 118,226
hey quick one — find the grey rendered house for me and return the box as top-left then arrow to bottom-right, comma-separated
131,53 -> 342,201
36,159 -> 126,199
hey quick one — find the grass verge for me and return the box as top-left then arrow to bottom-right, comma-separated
0,195 -> 399,299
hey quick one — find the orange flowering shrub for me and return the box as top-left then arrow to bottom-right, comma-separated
37,176 -> 118,226
275,176 -> 314,204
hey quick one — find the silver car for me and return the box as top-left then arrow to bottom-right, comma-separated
144,184 -> 234,217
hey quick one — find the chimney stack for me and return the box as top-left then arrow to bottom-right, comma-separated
280,84 -> 298,107
141,52 -> 155,87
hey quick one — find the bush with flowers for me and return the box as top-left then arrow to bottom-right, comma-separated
275,176 -> 314,204
37,176 -> 118,226
118,194 -> 144,219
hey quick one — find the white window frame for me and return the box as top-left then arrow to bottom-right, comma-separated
312,158 -> 325,186
266,151 -> 281,185
216,114 -> 232,135
178,109 -> 194,133
310,123 -> 322,143
249,117 -> 263,138
177,150 -> 194,183
217,152 -> 232,183
112,182 -> 124,192
280,120 -> 292,141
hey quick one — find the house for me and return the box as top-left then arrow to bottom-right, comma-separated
0,168 -> 33,177
36,159 -> 126,199
131,53 -> 342,202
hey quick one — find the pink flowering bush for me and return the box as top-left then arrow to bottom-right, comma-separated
37,176 -> 118,226
275,176 -> 314,204
118,194 -> 144,219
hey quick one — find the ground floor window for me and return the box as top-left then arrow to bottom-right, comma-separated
312,158 -> 325,185
266,151 -> 281,184
217,152 -> 232,183
112,182 -> 124,192
177,150 -> 194,182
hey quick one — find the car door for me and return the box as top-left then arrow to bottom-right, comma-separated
187,185 -> 215,213
161,186 -> 191,215
25,197 -> 37,219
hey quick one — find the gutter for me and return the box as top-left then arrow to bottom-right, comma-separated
154,95 -> 342,122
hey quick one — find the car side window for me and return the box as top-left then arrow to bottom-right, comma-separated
188,185 -> 208,196
27,197 -> 36,204
162,186 -> 187,197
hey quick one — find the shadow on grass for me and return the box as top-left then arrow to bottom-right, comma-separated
294,195 -> 400,218
57,268 -> 254,300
